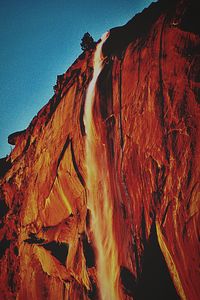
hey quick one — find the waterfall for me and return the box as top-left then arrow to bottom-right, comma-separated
84,32 -> 121,300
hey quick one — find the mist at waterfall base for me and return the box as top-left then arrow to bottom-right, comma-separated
0,0 -> 153,158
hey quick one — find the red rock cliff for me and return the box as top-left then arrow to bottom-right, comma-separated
0,0 -> 199,299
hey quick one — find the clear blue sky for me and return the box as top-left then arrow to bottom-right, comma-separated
0,0 -> 153,158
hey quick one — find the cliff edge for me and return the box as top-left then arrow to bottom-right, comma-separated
0,0 -> 199,299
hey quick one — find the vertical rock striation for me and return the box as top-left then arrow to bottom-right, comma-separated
0,0 -> 199,299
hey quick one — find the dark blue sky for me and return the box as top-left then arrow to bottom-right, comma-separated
0,0 -> 153,158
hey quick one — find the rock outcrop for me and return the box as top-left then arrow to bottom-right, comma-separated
0,0 -> 199,299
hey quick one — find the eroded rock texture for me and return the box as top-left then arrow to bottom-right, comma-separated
0,0 -> 199,299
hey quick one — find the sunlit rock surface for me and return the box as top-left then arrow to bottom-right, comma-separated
0,0 -> 199,299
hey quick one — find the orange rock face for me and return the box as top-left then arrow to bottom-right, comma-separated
0,0 -> 199,299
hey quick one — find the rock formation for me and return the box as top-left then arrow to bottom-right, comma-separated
0,0 -> 199,299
